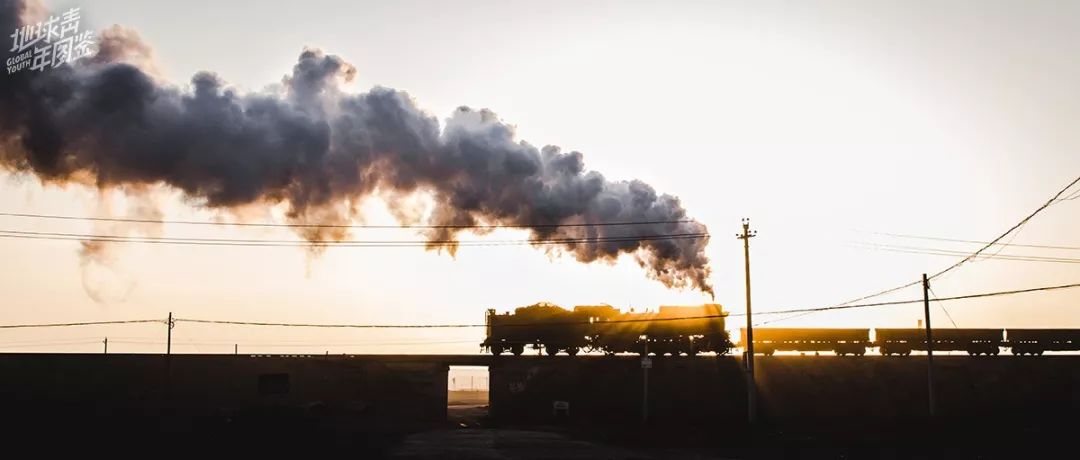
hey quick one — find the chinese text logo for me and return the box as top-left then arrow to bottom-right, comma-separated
7,8 -> 95,75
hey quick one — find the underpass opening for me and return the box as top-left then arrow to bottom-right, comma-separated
447,365 -> 489,427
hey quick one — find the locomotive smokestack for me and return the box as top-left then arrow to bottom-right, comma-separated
0,0 -> 714,296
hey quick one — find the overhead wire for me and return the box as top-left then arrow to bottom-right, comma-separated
928,285 -> 959,328
2,284 -> 1079,332
0,340 -> 104,349
167,280 -> 1080,328
0,319 -> 164,329
0,229 -> 709,247
927,175 -> 1080,280
0,211 -> 698,230
869,233 -> 1080,251
853,242 -> 1080,264
808,175 -> 1080,319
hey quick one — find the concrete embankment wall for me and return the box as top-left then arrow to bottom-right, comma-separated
489,355 -> 1080,427
0,353 -> 448,431
3,353 -> 1079,433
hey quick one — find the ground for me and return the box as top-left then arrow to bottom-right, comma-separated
389,390 -> 736,459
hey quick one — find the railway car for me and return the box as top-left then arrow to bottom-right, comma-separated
1007,329 -> 1080,355
481,302 -> 731,356
876,328 -> 1003,356
740,328 -> 871,356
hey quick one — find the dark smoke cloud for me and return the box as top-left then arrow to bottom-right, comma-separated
0,0 -> 714,296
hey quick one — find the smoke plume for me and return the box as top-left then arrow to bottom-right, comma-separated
0,0 -> 714,296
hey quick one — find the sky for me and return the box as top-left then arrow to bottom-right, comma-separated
2,0 -> 1080,354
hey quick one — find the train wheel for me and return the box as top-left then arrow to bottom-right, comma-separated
491,345 -> 504,356
511,345 -> 524,356
566,347 -> 580,356
544,344 -> 559,356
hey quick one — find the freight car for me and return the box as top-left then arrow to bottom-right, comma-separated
875,328 -> 1003,356
1007,329 -> 1080,355
739,328 -> 870,356
481,302 -> 732,356
739,328 -> 1018,356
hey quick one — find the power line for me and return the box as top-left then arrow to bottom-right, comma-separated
928,285 -> 959,328
111,336 -> 479,345
0,211 -> 698,230
821,279 -> 923,311
175,280 -> 1080,328
754,310 -> 815,326
1057,188 -> 1080,202
0,340 -> 105,349
4,281 -> 1079,331
819,175 -> 1080,313
854,242 -> 1080,264
754,280 -> 1074,327
0,319 -> 163,329
754,281 -> 1080,317
870,232 -> 1080,252
927,175 -> 1080,280
0,337 -> 108,346
174,313 -> 757,329
0,229 -> 708,247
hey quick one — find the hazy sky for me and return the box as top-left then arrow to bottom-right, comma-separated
2,0 -> 1080,354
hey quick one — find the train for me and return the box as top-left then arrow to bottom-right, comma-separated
741,328 -> 1080,356
480,302 -> 732,356
479,303 -> 1080,357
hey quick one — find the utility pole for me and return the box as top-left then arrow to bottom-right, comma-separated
234,344 -> 238,355
737,218 -> 758,424
103,337 -> 108,354
922,274 -> 936,417
166,312 -> 173,356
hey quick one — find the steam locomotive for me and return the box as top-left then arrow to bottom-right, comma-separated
480,302 -> 732,356
741,328 -> 1080,356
